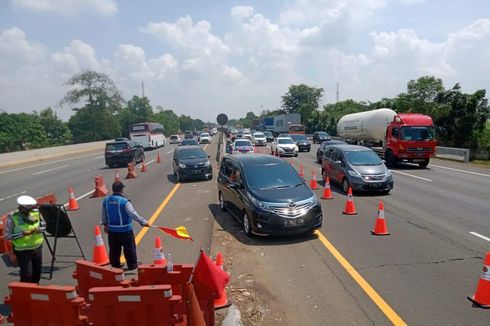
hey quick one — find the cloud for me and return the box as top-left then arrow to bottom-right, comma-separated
222,65 -> 242,80
10,0 -> 117,16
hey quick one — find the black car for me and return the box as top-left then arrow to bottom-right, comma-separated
173,145 -> 213,182
180,139 -> 199,146
313,131 -> 331,144
105,141 -> 145,168
263,131 -> 274,142
217,154 -> 323,236
289,134 -> 311,152
316,139 -> 347,163
184,131 -> 193,139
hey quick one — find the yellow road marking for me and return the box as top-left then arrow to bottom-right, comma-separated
315,230 -> 407,326
120,183 -> 181,264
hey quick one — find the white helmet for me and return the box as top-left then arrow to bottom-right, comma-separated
17,195 -> 37,207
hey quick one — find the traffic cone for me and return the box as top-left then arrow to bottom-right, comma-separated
299,165 -> 305,180
156,153 -> 161,164
140,160 -> 148,173
92,225 -> 109,265
342,187 -> 358,215
214,252 -> 231,310
67,187 -> 79,211
371,201 -> 389,235
114,169 -> 121,183
468,251 -> 490,308
153,236 -> 166,265
321,177 -> 334,200
309,170 -> 319,190
125,163 -> 137,179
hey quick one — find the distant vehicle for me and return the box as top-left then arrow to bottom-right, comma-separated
230,130 -> 238,142
316,139 -> 347,163
243,130 -> 252,140
263,131 -> 274,142
289,134 -> 311,152
288,124 -> 305,135
114,137 -> 129,142
273,113 -> 301,135
129,122 -> 166,149
313,131 -> 331,144
232,139 -> 254,154
180,139 -> 199,146
217,154 -> 323,236
252,132 -> 267,146
173,145 -> 212,182
337,108 -> 436,168
271,137 -> 298,157
184,131 -> 193,139
321,144 -> 393,194
199,132 -> 211,144
105,140 -> 145,168
169,135 -> 181,144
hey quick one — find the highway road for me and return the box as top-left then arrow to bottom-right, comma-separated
1,135 -> 490,325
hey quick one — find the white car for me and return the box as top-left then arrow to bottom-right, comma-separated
169,135 -> 181,144
252,132 -> 267,146
271,137 -> 299,157
232,139 -> 255,154
243,130 -> 252,140
199,132 -> 211,144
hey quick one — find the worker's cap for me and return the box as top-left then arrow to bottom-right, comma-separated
112,181 -> 126,192
17,195 -> 37,208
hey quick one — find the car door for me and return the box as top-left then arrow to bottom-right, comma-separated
228,163 -> 246,217
218,158 -> 234,212
334,149 -> 347,183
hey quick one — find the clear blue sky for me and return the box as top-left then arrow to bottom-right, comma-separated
1,0 -> 489,121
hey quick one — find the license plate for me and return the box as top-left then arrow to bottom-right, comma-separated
370,183 -> 381,187
284,218 -> 304,226
192,169 -> 202,174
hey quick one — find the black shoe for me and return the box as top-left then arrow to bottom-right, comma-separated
126,261 -> 142,271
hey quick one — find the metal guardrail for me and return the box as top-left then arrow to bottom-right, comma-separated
435,146 -> 470,163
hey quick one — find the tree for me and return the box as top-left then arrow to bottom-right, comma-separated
0,112 -> 49,152
407,76 -> 444,104
68,107 -> 121,143
282,84 -> 324,122
36,108 -> 72,145
153,106 -> 180,135
126,96 -> 153,123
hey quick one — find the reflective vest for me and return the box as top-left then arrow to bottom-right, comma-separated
11,210 -> 44,251
104,195 -> 132,232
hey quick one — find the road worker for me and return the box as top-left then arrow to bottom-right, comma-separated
4,195 -> 46,283
101,181 -> 150,270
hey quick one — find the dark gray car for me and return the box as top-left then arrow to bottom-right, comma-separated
173,145 -> 213,182
321,144 -> 393,194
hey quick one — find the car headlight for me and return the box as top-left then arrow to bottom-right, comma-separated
294,146 -> 299,151
179,162 -> 186,169
386,169 -> 392,177
204,161 -> 211,167
348,169 -> 361,177
249,194 -> 270,210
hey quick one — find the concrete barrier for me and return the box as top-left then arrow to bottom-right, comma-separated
0,140 -> 109,169
435,146 -> 470,163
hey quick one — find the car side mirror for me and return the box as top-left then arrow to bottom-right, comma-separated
335,160 -> 342,165
229,182 -> 241,190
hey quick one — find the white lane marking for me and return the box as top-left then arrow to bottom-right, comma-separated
391,170 -> 432,182
94,155 -> 104,159
0,153 -> 101,175
0,190 -> 27,202
165,150 -> 173,154
32,165 -> 69,175
63,189 -> 95,208
145,159 -> 156,165
429,164 -> 490,178
470,232 -> 490,242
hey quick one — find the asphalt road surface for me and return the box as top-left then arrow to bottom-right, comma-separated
1,136 -> 490,325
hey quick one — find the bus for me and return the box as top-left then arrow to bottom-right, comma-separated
128,122 -> 166,149
288,124 -> 305,134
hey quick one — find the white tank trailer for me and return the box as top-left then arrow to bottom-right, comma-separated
337,108 -> 396,146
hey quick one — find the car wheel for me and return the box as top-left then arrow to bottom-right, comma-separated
342,178 -> 350,193
418,159 -> 429,168
140,153 -> 145,163
321,169 -> 327,182
294,154 -> 298,157
208,174 -> 213,180
176,173 -> 182,183
219,192 -> 226,211
385,151 -> 396,167
243,211 -> 252,236
317,155 -> 322,163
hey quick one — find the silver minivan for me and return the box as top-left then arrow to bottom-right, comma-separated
321,144 -> 393,194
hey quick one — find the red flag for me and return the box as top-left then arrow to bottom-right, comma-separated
157,226 -> 193,241
192,251 -> 230,299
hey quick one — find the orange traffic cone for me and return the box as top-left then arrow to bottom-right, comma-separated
342,187 -> 358,215
309,170 -> 319,190
299,165 -> 305,180
67,187 -> 79,211
140,160 -> 148,173
154,236 -> 166,265
321,177 -> 334,200
468,251 -> 490,308
125,163 -> 137,179
371,201 -> 389,235
92,225 -> 109,265
156,153 -> 161,163
114,169 -> 121,183
214,252 -> 231,310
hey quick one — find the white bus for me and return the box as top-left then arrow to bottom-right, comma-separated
129,122 -> 166,149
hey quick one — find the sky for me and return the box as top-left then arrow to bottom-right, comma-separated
0,0 -> 489,122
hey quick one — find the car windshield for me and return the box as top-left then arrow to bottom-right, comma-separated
170,135 -> 178,139
254,133 -> 265,138
264,132 -> 272,137
181,140 -> 198,145
291,135 -> 307,141
244,163 -> 303,190
345,150 -> 382,166
178,149 -> 207,159
201,133 -> 210,137
278,138 -> 294,144
318,132 -> 329,137
106,143 -> 128,150
400,126 -> 435,141
235,140 -> 252,147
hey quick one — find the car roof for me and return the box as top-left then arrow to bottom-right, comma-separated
175,145 -> 202,151
277,137 -> 293,140
327,144 -> 373,152
234,138 -> 251,142
226,154 -> 286,167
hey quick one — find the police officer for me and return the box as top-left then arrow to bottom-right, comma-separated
4,195 -> 46,283
101,181 -> 150,270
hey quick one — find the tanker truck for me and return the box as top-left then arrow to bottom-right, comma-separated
337,108 -> 436,168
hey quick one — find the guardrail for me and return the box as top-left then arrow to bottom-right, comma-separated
435,146 -> 470,163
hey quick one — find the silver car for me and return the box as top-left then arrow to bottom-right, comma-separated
321,144 -> 393,194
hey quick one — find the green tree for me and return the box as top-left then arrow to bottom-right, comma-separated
0,112 -> 49,152
282,84 -> 324,122
68,107 -> 121,143
153,106 -> 180,135
36,108 -> 72,145
127,96 -> 153,123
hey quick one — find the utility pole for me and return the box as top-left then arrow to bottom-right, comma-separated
336,82 -> 340,103
141,81 -> 145,98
